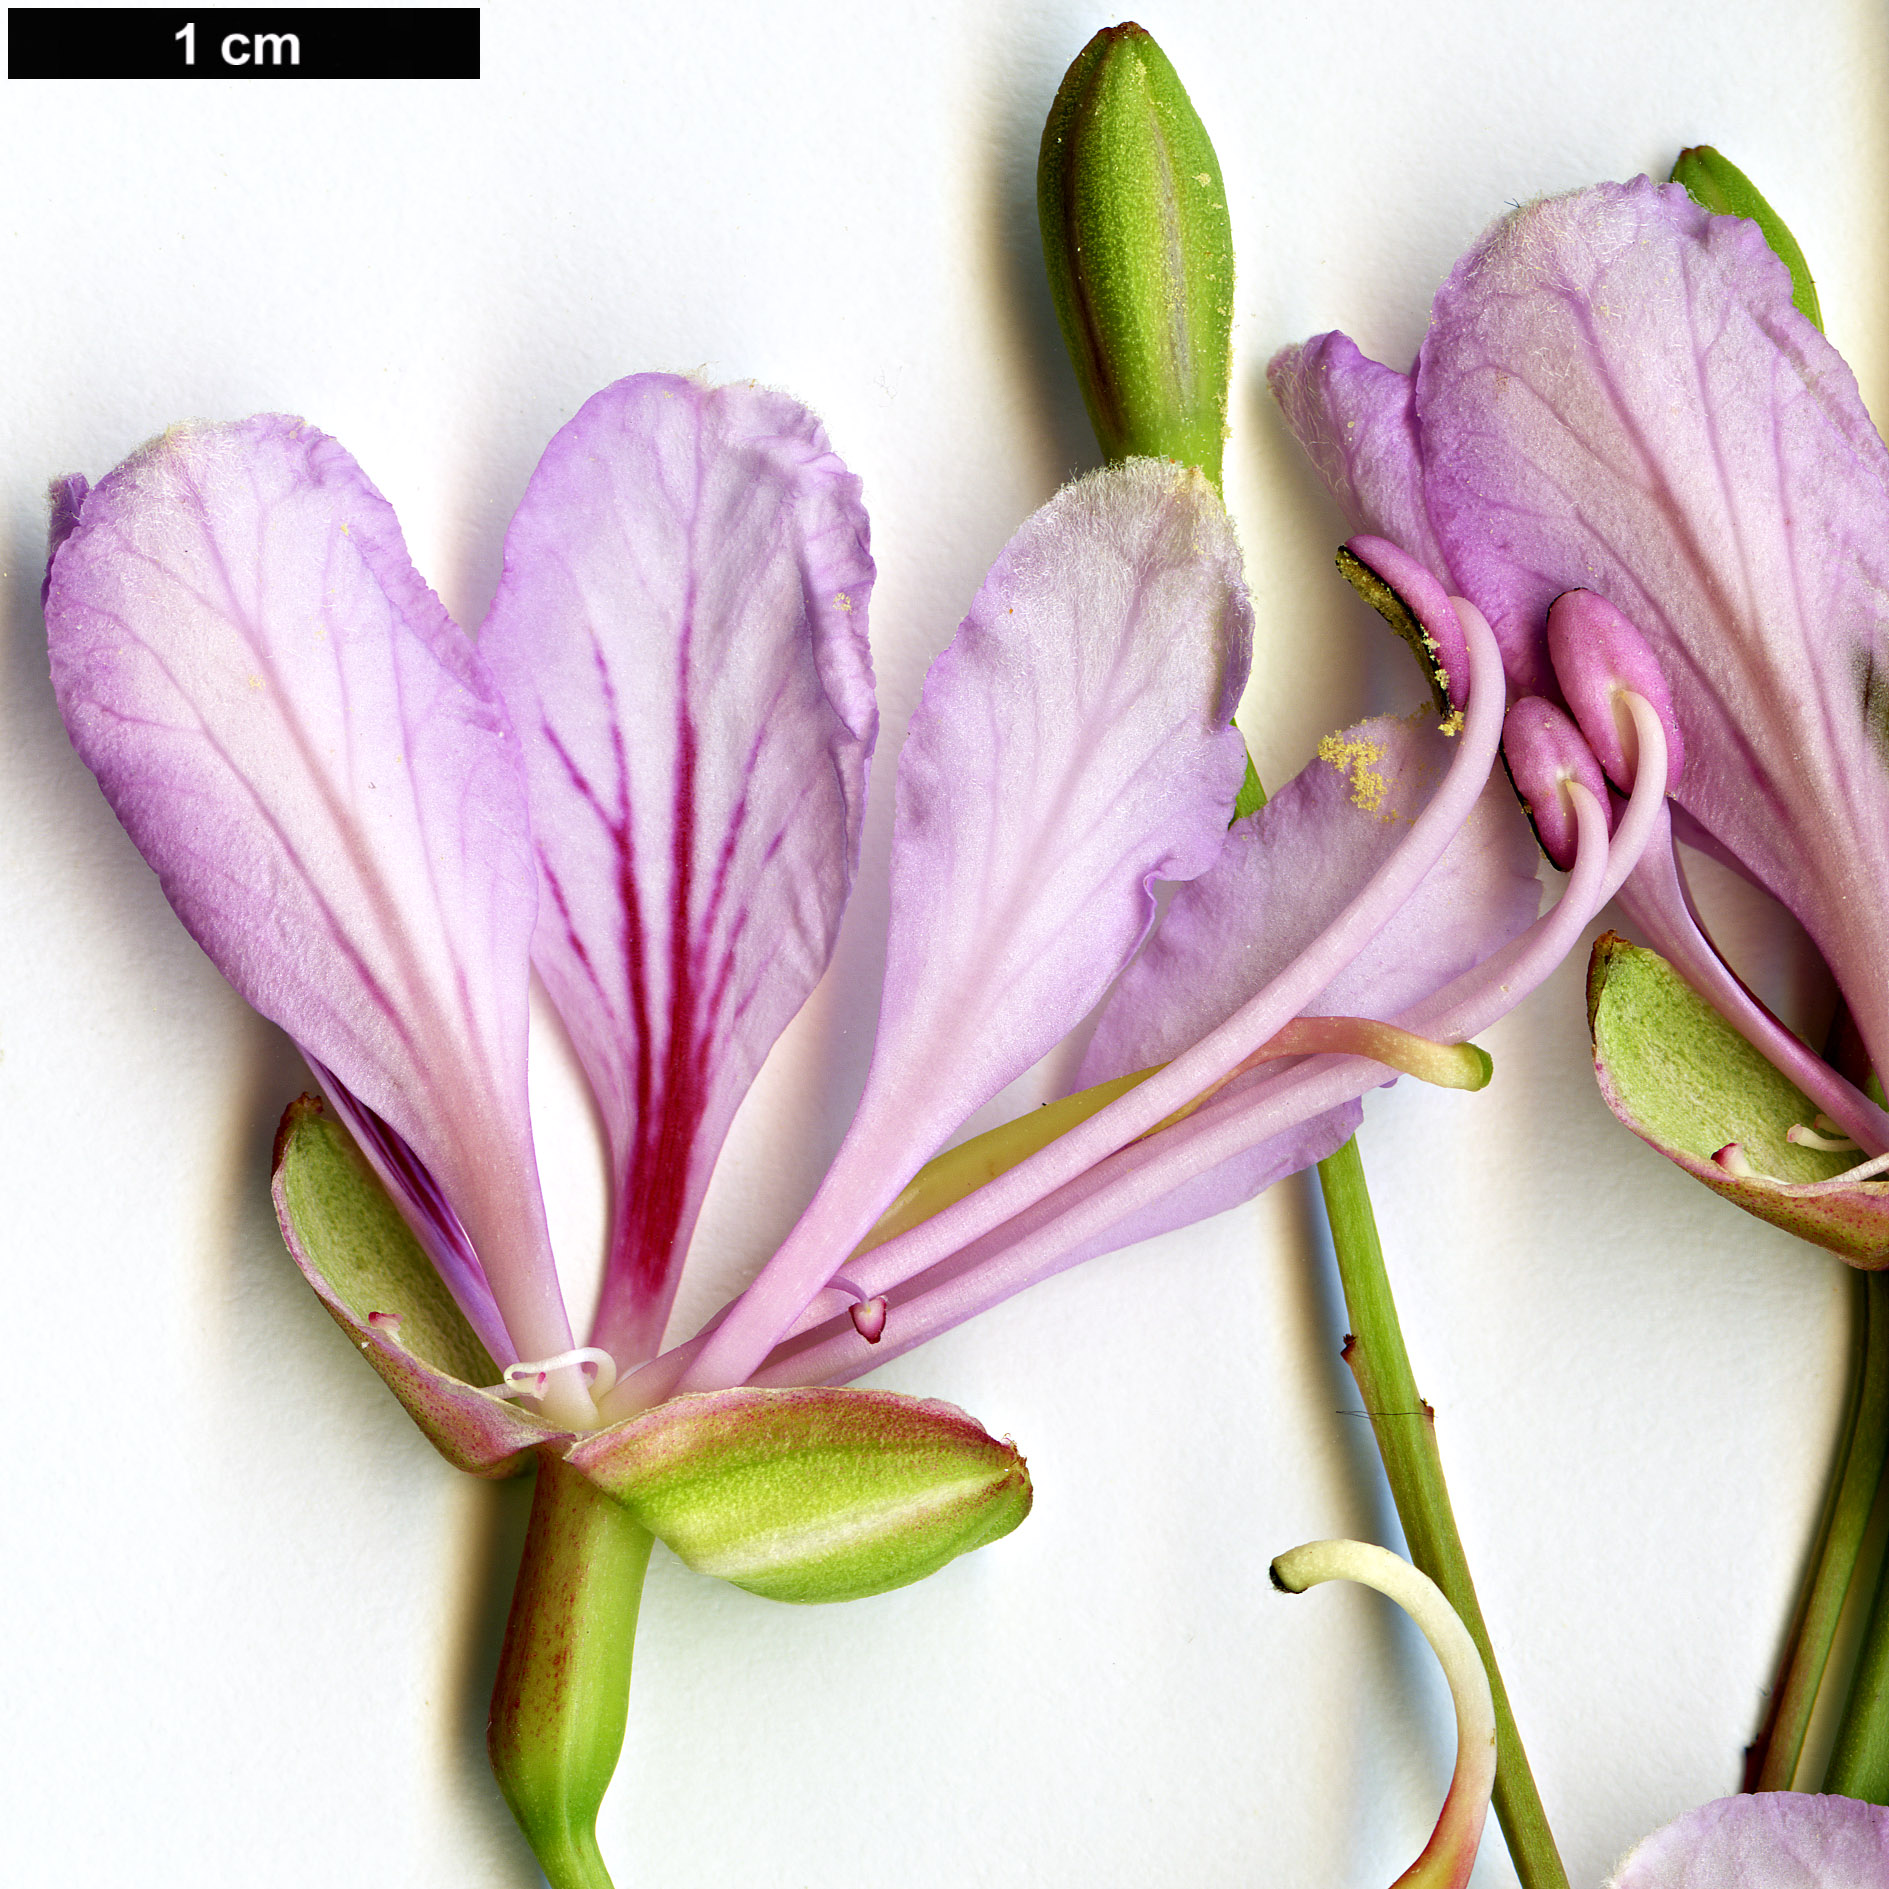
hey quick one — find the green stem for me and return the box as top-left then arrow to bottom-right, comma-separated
1317,1134 -> 1570,1889
1819,1273 -> 1889,1801
1752,1269 -> 1889,1791
488,1453 -> 654,1889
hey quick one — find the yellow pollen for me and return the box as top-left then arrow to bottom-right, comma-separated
1316,732 -> 1390,814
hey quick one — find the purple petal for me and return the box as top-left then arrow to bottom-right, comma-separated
479,376 -> 875,1367
683,459 -> 1252,1390
1267,332 -> 1454,586
1066,711 -> 1537,1242
877,458 -> 1249,1128
1083,712 -> 1542,1079
42,474 -> 88,607
1416,178 -> 1889,1075
46,416 -> 571,1366
1607,1793 -> 1889,1888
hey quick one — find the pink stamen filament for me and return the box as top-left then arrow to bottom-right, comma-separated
739,729 -> 1654,1392
676,600 -> 1513,1396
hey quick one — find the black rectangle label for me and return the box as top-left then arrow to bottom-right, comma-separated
8,8 -> 478,78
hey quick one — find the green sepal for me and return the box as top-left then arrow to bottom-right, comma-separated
271,1095 -> 569,1474
1038,24 -> 1234,487
568,1386 -> 1032,1604
1671,145 -> 1823,332
1588,936 -> 1889,1265
1335,544 -> 1455,719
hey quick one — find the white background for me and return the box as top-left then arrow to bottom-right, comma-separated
5,2 -> 1888,1883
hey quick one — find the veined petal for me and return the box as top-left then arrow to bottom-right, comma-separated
46,417 -> 571,1366
1057,711 -> 1535,1248
1083,712 -> 1541,1082
479,376 -> 875,1367
1267,332 -> 1454,593
1606,1793 -> 1889,1888
876,458 -> 1249,1132
683,459 -> 1251,1390
1416,178 -> 1889,1075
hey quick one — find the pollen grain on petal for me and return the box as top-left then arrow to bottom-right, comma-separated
1315,730 -> 1392,816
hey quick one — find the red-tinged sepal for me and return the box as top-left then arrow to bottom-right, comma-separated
1587,938 -> 1889,1266
272,1096 -> 573,1474
568,1385 -> 1031,1603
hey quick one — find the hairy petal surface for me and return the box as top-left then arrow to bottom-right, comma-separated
1268,332 -> 1454,587
1075,711 -> 1540,1241
1417,177 -> 1889,1074
480,376 -> 876,1367
1606,1792 -> 1889,1888
686,459 -> 1252,1389
46,417 -> 569,1364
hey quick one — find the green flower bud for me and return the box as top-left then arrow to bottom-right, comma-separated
1671,145 -> 1823,332
1038,23 -> 1234,488
568,1386 -> 1032,1604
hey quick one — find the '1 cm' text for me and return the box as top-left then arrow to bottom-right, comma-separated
175,22 -> 301,66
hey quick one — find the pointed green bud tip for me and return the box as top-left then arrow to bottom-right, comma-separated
1671,145 -> 1822,333
566,1387 -> 1032,1604
1038,22 -> 1234,486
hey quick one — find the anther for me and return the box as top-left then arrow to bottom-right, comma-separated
1501,697 -> 1609,871
1545,591 -> 1685,792
1714,1143 -> 1757,1178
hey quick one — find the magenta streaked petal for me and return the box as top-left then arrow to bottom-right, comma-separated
1081,712 -> 1541,1086
1606,1792 -> 1889,1888
45,417 -> 571,1367
1417,178 -> 1889,1075
479,376 -> 876,1367
1267,333 -> 1455,594
684,459 -> 1252,1390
